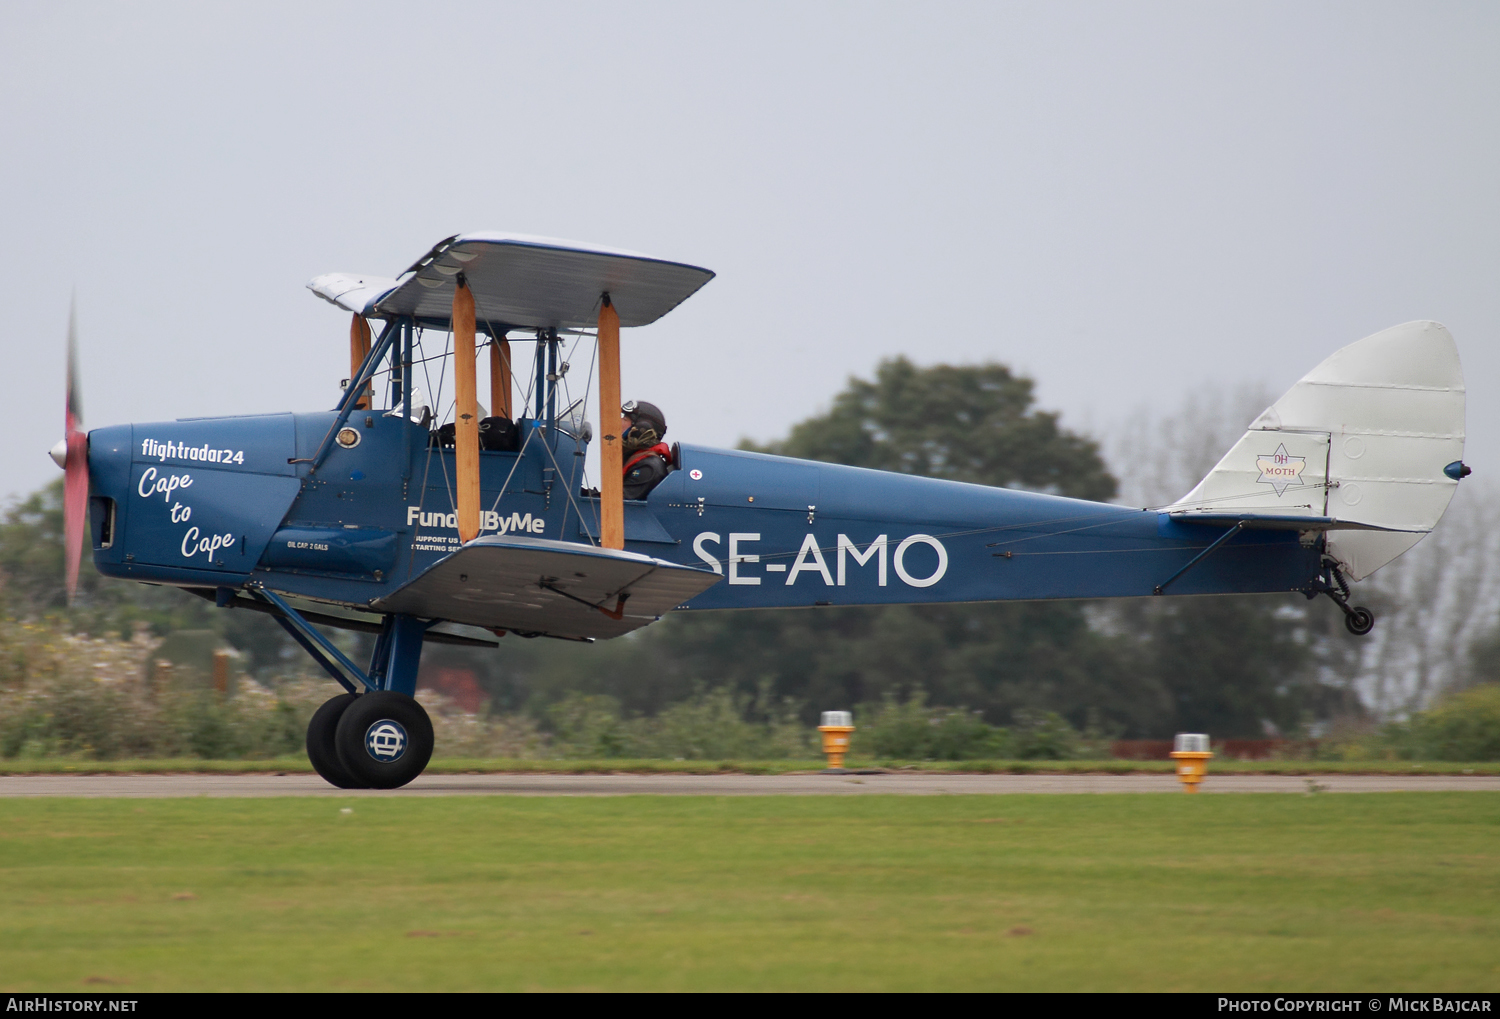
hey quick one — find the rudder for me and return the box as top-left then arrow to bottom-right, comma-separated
1165,321 -> 1466,580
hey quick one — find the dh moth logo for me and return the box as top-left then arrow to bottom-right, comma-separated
365,720 -> 408,762
1256,443 -> 1306,496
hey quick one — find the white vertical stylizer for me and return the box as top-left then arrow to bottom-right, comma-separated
1164,321 -> 1465,581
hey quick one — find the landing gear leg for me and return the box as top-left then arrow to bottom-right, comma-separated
286,604 -> 435,789
1310,558 -> 1375,636
329,613 -> 435,790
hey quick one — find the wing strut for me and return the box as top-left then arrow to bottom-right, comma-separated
348,314 -> 372,409
453,275 -> 481,543
598,294 -> 624,549
491,335 -> 511,419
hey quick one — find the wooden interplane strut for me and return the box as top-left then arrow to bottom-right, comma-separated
349,314 -> 372,410
598,296 -> 623,550
490,337 -> 511,419
452,278 -> 481,544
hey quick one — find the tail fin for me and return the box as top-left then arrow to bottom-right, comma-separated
1165,321 -> 1466,580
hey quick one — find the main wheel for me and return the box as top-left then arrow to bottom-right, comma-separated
1345,606 -> 1375,636
333,691 -> 435,790
307,693 -> 365,788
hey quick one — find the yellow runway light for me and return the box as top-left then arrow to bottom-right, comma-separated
819,711 -> 855,773
1170,732 -> 1212,793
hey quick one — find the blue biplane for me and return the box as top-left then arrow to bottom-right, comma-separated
53,234 -> 1469,787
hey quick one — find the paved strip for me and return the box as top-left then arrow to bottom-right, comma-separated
0,773 -> 1497,797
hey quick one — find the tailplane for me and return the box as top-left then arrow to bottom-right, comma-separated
1165,321 -> 1466,581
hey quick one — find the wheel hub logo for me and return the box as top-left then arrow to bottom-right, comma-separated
365,720 -> 408,762
1256,443 -> 1306,496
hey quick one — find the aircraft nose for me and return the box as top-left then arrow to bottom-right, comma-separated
49,438 -> 67,469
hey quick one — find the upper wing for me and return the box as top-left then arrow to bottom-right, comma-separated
309,232 -> 714,331
306,273 -> 400,315
370,535 -> 721,640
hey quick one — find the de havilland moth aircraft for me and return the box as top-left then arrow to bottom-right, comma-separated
53,233 -> 1469,788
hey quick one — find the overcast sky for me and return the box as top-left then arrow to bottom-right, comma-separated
2,2 -> 1496,506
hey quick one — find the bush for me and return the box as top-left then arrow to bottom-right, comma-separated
0,621 -> 163,758
1010,709 -> 1081,760
1314,685 -> 1500,762
862,694 -> 1012,760
546,694 -> 636,758
858,697 -> 1115,760
0,616 -> 817,762
419,689 -> 547,758
0,616 -> 327,760
1409,685 -> 1500,761
0,615 -> 1143,763
545,688 -> 816,760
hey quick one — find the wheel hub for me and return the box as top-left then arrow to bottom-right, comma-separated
365,719 -> 409,762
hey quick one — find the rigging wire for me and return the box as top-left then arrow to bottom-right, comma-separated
402,326 -> 451,581
1148,480 -> 1332,513
483,300 -> 605,546
546,305 -> 602,545
686,489 -> 1335,572
395,339 -> 1311,580
383,305 -> 1287,578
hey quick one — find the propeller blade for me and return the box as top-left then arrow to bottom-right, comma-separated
63,300 -> 87,605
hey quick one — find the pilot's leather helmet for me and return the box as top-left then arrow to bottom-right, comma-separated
622,400 -> 667,450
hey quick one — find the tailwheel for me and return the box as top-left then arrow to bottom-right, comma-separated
307,693 -> 366,789
1315,557 -> 1376,638
333,691 -> 435,790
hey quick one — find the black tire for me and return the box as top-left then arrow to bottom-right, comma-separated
333,691 -> 435,790
307,693 -> 365,789
1345,606 -> 1375,636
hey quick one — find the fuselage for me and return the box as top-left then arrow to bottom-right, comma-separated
84,409 -> 1323,624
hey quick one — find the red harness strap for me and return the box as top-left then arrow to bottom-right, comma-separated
623,442 -> 672,474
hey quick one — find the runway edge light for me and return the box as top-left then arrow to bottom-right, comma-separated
819,711 -> 855,773
1170,733 -> 1212,793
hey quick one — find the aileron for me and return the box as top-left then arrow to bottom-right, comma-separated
370,534 -> 721,640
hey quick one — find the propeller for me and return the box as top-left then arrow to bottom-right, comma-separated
55,300 -> 88,605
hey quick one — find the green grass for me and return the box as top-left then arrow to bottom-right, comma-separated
1,794 -> 1497,991
2,756 -> 1497,775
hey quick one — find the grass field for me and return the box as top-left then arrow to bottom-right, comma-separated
2,793 -> 1497,991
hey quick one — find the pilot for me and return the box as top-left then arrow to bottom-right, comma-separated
620,400 -> 673,499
